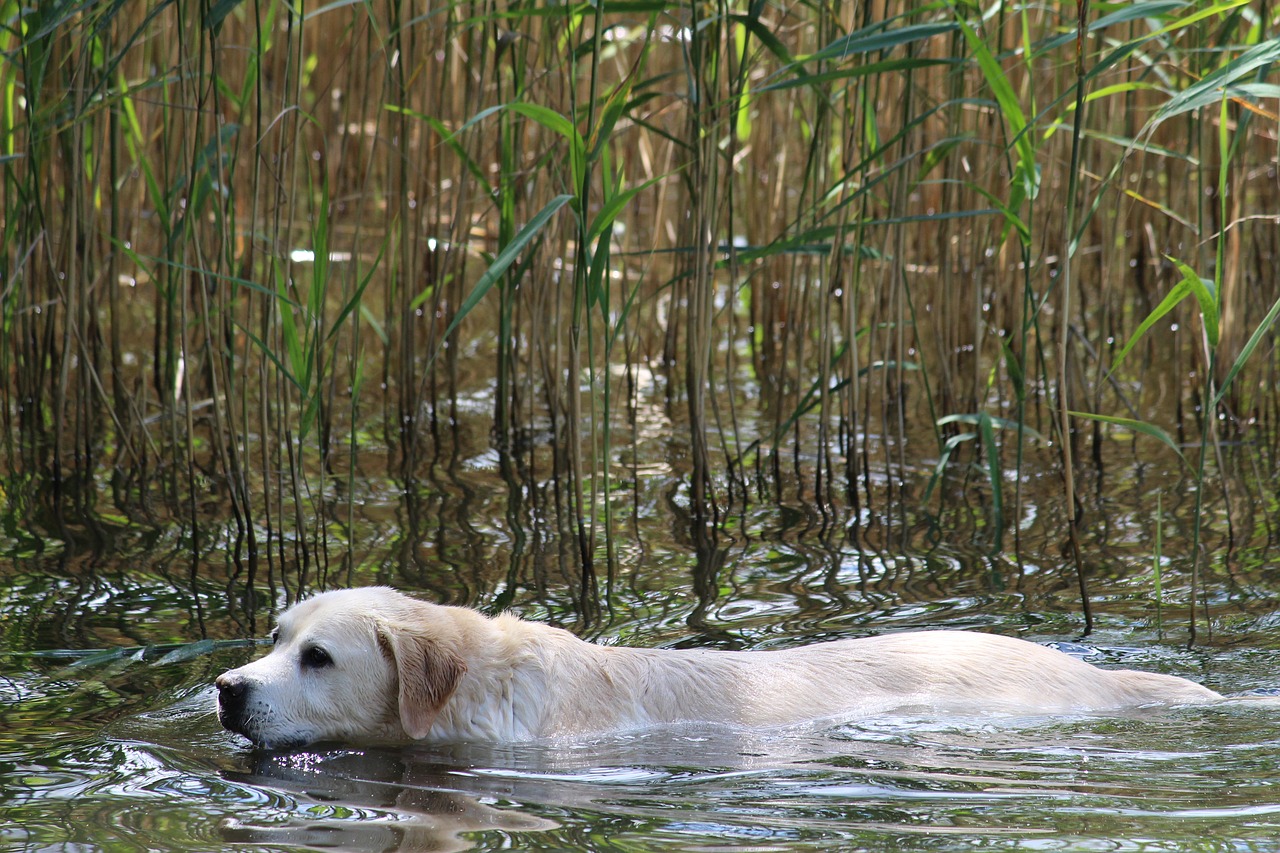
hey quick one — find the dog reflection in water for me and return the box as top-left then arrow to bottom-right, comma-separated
220,747 -> 556,852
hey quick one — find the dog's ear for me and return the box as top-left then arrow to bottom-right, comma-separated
377,623 -> 467,739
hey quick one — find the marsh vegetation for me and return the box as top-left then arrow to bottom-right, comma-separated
4,0 -> 1280,630
5,6 -> 1280,848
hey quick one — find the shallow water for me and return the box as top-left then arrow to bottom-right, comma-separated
8,688 -> 1280,851
4,386 -> 1280,851
4,574 -> 1280,852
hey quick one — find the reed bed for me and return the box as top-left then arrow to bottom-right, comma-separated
2,0 -> 1278,609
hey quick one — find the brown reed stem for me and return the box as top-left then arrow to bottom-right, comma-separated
1059,0 -> 1092,634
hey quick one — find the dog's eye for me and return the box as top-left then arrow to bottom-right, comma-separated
301,645 -> 333,669
270,629 -> 280,645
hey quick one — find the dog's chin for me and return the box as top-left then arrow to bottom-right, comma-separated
238,731 -> 316,752
255,736 -> 314,752
220,719 -> 316,752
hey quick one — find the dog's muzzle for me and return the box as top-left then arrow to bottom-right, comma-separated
216,672 -> 252,736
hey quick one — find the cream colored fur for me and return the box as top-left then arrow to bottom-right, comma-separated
215,586 -> 1221,749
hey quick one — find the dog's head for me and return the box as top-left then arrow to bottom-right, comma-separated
216,588 -> 468,749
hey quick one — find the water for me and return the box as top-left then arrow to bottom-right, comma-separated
4,397 -> 1280,851
3,550 -> 1280,852
6,678 -> 1280,851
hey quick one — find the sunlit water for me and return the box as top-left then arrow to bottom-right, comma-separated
4,389 -> 1280,850
4,614 -> 1280,852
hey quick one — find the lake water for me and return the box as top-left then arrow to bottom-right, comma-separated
5,649 -> 1280,851
3,401 -> 1280,851
4,522 -> 1280,851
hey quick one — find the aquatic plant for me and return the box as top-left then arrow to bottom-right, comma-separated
2,0 -> 1278,633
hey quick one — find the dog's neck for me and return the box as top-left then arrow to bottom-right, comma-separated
428,615 -> 743,741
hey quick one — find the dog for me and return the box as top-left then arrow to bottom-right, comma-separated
215,586 -> 1221,750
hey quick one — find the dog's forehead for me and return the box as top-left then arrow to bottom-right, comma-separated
275,592 -> 377,642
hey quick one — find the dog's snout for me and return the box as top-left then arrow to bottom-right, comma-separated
216,671 -> 253,735
216,671 -> 248,701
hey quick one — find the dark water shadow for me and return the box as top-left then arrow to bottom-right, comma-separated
210,722 -> 911,851
219,746 -> 559,852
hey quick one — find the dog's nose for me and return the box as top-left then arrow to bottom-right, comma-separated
217,672 -> 248,703
216,671 -> 256,740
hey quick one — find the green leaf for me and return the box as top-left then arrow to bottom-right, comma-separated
587,232 -> 611,320
304,0 -> 369,20
1069,411 -> 1187,466
130,253 -> 293,304
953,10 -> 1036,201
308,171 -> 331,320
922,431 -> 977,505
1109,275 -> 1196,376
66,647 -> 132,669
1212,291 -> 1280,410
729,11 -> 796,66
325,234 -> 388,345
965,181 -> 1030,243
588,173 -> 665,243
806,21 -> 958,64
1149,33 -> 1280,126
1140,0 -> 1251,44
1165,254 -> 1219,347
234,322 -> 304,394
276,267 -> 308,393
979,412 -> 1004,551
757,55 -> 955,94
358,302 -> 389,346
508,102 -> 586,191
587,80 -> 634,163
1000,336 -> 1025,403
439,194 -> 574,347
508,101 -> 579,143
153,639 -> 216,665
936,412 -> 1043,442
1089,1 -> 1187,31
203,0 -> 246,34
390,105 -> 491,190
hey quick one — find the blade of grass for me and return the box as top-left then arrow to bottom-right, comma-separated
1068,411 -> 1187,466
438,193 -> 574,350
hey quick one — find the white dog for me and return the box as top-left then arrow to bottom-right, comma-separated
215,586 -> 1220,750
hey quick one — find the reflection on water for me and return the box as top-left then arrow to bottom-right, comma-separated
220,748 -> 557,852
4,662 -> 1280,851
4,576 -> 1280,852
3,401 -> 1280,850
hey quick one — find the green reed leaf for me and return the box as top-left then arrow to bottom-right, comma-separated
1165,254 -> 1219,347
588,173 -> 664,243
1089,1 -> 1186,31
440,194 -> 574,347
937,413 -> 1043,441
1109,271 -> 1199,377
953,10 -> 1036,202
508,102 -> 585,190
1068,411 -> 1187,466
1149,34 -> 1280,126
923,430 -> 977,505
1212,292 -> 1280,411
203,0 -> 246,34
391,105 -> 491,190
979,412 -> 1004,551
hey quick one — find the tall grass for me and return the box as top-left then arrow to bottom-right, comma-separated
3,0 -> 1279,626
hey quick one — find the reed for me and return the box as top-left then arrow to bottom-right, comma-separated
3,0 -> 1278,626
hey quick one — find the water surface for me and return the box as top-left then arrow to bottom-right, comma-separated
3,554 -> 1279,852
3,391 -> 1279,852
